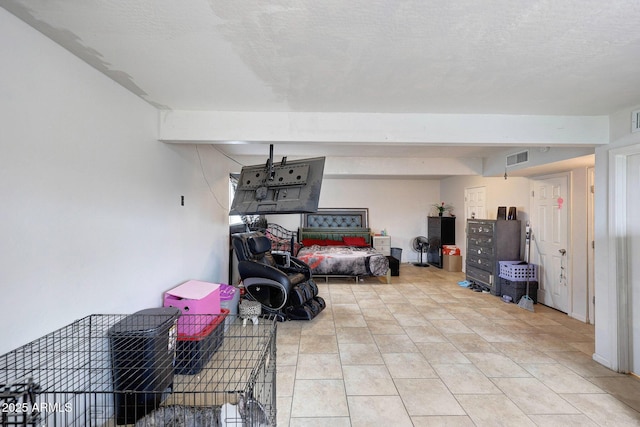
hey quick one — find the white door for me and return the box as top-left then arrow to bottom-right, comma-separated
464,186 -> 486,219
628,153 -> 640,375
530,174 -> 569,313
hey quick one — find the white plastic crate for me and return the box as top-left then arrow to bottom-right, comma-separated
499,261 -> 537,281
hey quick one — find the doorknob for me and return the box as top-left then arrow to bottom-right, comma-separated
559,249 -> 567,255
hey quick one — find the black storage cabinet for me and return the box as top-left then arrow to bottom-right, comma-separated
427,216 -> 456,268
108,307 -> 180,425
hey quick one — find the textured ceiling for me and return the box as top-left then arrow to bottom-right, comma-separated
3,0 -> 639,165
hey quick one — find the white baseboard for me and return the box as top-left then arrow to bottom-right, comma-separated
569,312 -> 587,323
592,352 -> 617,372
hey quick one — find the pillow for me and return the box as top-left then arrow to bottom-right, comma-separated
302,238 -> 325,247
343,236 -> 368,247
325,239 -> 345,246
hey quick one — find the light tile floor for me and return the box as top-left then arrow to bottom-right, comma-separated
275,264 -> 640,426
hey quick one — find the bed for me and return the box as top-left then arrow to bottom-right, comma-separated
297,208 -> 390,283
264,222 -> 301,255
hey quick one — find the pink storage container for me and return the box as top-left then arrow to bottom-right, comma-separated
164,280 -> 221,335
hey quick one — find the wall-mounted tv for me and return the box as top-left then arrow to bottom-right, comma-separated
230,148 -> 325,215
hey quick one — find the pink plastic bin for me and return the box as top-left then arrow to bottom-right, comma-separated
164,280 -> 221,335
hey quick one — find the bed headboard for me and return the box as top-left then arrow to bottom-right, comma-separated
300,208 -> 372,244
302,208 -> 368,228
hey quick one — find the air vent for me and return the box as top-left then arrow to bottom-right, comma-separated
632,110 -> 640,133
506,150 -> 529,167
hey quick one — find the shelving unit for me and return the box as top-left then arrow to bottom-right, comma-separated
427,216 -> 455,268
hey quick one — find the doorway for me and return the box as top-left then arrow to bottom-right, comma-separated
464,186 -> 487,219
610,143 -> 640,374
628,153 -> 640,375
530,173 -> 570,313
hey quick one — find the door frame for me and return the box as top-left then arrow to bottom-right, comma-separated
610,144 -> 640,373
587,167 -> 595,324
529,171 -> 572,314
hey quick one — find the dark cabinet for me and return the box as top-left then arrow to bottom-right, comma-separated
427,216 -> 455,268
466,219 -> 521,295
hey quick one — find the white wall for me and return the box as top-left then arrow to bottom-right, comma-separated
440,175 -> 531,260
321,178 -> 439,262
267,178 -> 440,263
0,10 -> 232,354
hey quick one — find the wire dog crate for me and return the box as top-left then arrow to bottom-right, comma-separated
0,309 -> 277,426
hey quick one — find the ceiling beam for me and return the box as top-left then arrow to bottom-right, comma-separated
159,111 -> 609,146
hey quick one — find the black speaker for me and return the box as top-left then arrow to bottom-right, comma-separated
497,206 -> 507,220
508,207 -> 517,220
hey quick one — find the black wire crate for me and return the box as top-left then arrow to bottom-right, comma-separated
0,309 -> 277,427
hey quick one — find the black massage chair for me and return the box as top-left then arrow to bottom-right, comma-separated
231,231 -> 325,321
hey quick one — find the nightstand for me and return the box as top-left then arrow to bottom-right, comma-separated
372,235 -> 391,256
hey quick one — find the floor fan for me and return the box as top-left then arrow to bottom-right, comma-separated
411,236 -> 430,267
